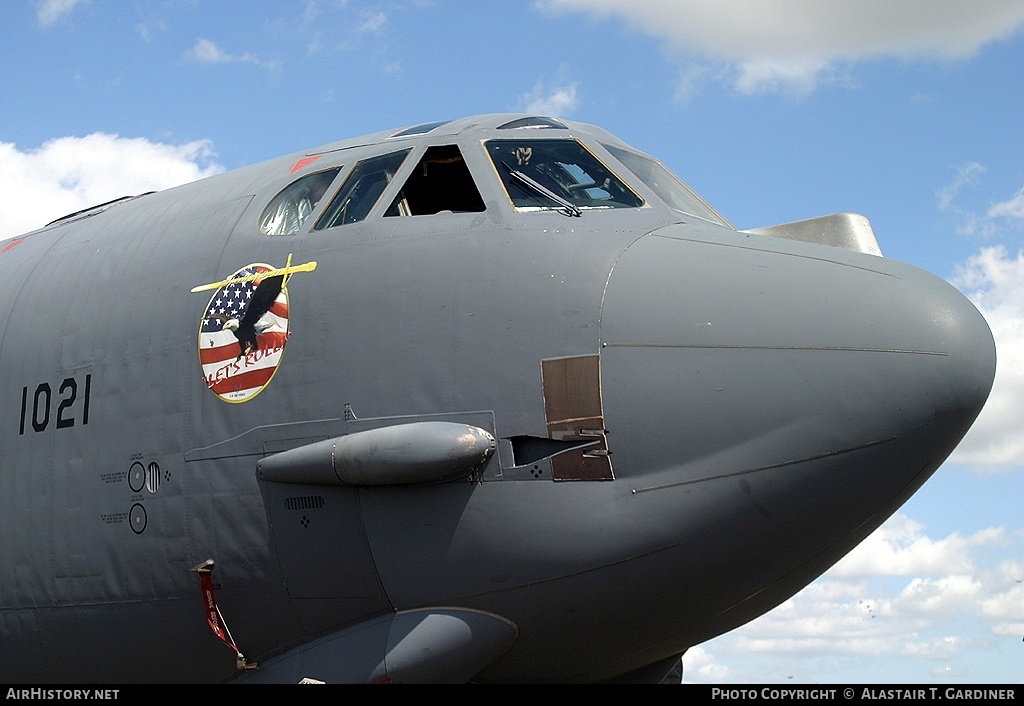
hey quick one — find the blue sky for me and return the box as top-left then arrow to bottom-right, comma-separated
1,0 -> 1022,684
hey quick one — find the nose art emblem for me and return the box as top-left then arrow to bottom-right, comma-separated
192,254 -> 316,403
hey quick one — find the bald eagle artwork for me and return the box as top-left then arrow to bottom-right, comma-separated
209,273 -> 286,360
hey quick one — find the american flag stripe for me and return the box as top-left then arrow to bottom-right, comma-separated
269,300 -> 288,319
200,342 -> 241,366
208,367 -> 280,397
200,330 -> 289,366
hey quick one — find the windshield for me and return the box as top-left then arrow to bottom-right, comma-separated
314,150 -> 411,229
603,144 -> 731,228
260,169 -> 341,235
486,139 -> 642,213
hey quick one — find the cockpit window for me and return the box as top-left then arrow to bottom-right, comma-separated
390,120 -> 452,138
497,117 -> 568,130
259,168 -> 341,235
603,144 -> 732,228
385,145 -> 485,216
486,139 -> 642,213
314,149 -> 411,230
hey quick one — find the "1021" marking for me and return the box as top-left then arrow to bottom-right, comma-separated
20,375 -> 92,435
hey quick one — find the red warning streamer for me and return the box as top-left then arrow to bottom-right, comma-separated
199,570 -> 239,654
192,560 -> 256,671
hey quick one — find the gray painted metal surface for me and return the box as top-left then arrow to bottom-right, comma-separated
0,114 -> 995,683
745,211 -> 883,256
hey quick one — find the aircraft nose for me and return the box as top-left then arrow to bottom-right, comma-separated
599,227 -> 995,546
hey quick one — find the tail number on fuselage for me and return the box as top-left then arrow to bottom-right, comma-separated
19,375 -> 92,435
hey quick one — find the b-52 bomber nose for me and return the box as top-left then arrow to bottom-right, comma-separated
597,224 -> 995,644
0,112 -> 997,684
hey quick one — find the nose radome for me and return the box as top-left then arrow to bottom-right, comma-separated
886,256 -> 997,456
592,227 -> 994,651
599,227 -> 995,511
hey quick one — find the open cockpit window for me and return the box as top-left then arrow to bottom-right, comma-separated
259,168 -> 341,235
486,139 -> 642,213
385,145 -> 485,216
314,149 -> 411,230
603,144 -> 732,228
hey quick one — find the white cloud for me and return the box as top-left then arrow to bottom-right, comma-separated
672,65 -> 709,104
356,11 -> 388,35
897,575 -> 984,619
519,81 -> 580,116
987,186 -> 1024,221
302,0 -> 354,24
539,0 -> 1024,60
682,645 -> 732,681
933,166 -> 1024,471
537,0 -> 1024,95
937,164 -> 1024,238
0,134 -> 223,240
830,515 -> 1002,577
950,246 -> 1024,469
37,0 -> 88,26
135,20 -> 166,43
683,513 -> 1023,682
302,1 -> 324,24
184,38 -> 251,64
901,635 -> 968,660
938,163 -> 986,214
184,38 -> 280,72
979,558 -> 1024,638
730,58 -> 833,98
935,164 -> 1024,238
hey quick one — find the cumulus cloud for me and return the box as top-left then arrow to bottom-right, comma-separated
829,515 -> 1003,577
682,645 -> 732,682
0,134 -> 223,239
683,513 -> 1023,682
897,575 -> 985,620
37,0 -> 88,26
519,80 -> 580,116
949,245 -> 1024,469
537,0 -> 1024,94
901,635 -> 968,660
979,557 -> 1024,638
934,165 -> 1024,470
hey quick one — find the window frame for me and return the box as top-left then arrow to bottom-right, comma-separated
384,144 -> 486,218
313,148 -> 413,231
602,143 -> 733,229
258,167 -> 344,236
484,138 -> 644,214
